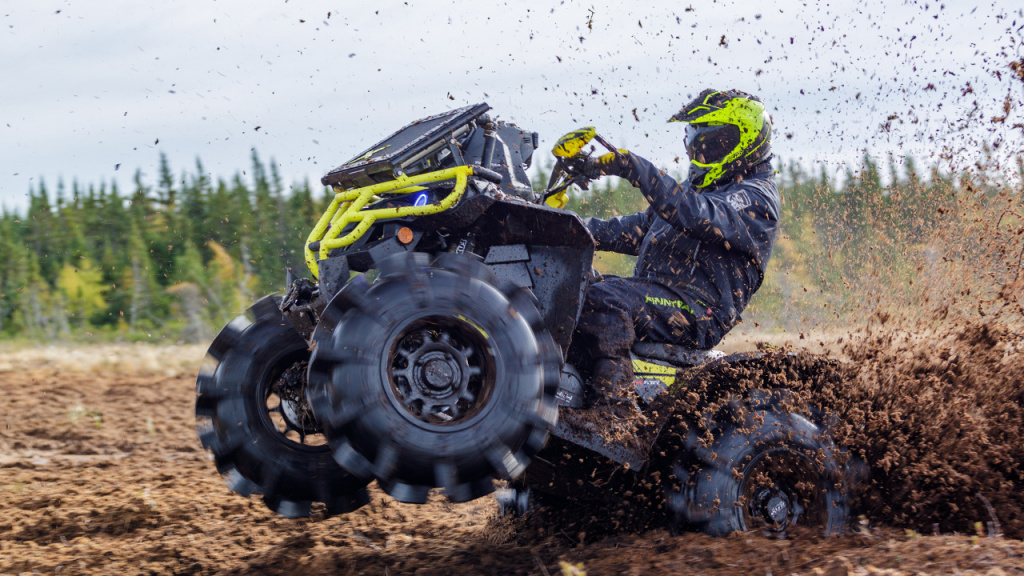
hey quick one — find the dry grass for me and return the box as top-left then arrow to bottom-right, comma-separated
0,332 -> 840,377
0,342 -> 209,377
717,327 -> 851,355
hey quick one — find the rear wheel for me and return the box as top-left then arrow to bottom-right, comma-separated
308,252 -> 561,503
195,296 -> 370,517
666,389 -> 849,537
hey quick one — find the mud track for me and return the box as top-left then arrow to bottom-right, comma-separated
1,337 -> 1023,575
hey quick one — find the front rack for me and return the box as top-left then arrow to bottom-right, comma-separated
304,165 -> 482,278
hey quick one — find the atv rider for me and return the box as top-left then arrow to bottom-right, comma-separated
564,89 -> 779,412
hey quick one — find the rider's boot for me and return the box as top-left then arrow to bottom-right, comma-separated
587,357 -> 643,420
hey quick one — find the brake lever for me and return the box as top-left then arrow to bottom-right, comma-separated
543,156 -> 592,201
542,133 -> 618,202
593,134 -> 625,162
571,173 -> 592,191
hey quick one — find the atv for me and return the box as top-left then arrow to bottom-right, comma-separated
195,103 -> 852,537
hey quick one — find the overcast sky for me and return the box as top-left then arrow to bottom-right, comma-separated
2,0 -> 1022,213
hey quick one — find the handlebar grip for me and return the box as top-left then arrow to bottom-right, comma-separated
472,166 -> 504,184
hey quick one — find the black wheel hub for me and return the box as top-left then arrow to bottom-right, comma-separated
420,352 -> 462,391
741,451 -> 819,535
266,360 -> 326,446
389,318 -> 490,425
753,487 -> 793,527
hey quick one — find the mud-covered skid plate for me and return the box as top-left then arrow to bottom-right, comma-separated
550,413 -> 650,471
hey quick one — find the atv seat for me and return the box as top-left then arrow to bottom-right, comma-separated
631,342 -> 725,367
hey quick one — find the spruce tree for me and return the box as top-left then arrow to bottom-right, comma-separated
56,257 -> 106,330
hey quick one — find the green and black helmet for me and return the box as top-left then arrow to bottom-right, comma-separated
670,89 -> 772,189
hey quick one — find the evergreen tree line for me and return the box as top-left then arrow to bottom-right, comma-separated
0,151 -> 1020,341
0,151 -> 327,341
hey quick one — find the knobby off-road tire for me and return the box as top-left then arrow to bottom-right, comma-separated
667,389 -> 849,537
195,295 -> 370,517
307,252 -> 561,504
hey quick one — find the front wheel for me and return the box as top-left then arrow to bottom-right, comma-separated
665,389 -> 849,537
308,252 -> 561,504
195,296 -> 370,517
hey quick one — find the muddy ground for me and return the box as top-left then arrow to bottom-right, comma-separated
2,338 -> 1023,576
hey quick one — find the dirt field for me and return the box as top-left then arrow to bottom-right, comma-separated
2,341 -> 1023,576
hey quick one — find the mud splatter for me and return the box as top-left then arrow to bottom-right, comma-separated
4,359 -> 1024,575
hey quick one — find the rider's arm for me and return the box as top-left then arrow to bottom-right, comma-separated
613,153 -> 779,255
584,208 -> 653,256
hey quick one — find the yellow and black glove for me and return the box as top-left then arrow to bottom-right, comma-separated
580,150 -> 630,179
553,127 -> 629,176
545,128 -> 629,209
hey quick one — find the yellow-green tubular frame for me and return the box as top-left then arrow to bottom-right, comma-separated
304,165 -> 478,278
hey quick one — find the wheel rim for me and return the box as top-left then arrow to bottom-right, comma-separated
387,316 -> 495,426
740,449 -> 826,534
261,356 -> 329,448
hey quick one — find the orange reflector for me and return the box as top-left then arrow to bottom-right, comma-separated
397,227 -> 414,245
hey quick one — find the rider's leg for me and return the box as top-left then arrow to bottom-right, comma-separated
577,278 -> 720,410
576,278 -> 641,409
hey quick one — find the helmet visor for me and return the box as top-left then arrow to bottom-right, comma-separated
685,124 -> 741,164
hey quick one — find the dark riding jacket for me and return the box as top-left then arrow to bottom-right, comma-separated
586,154 -> 780,335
